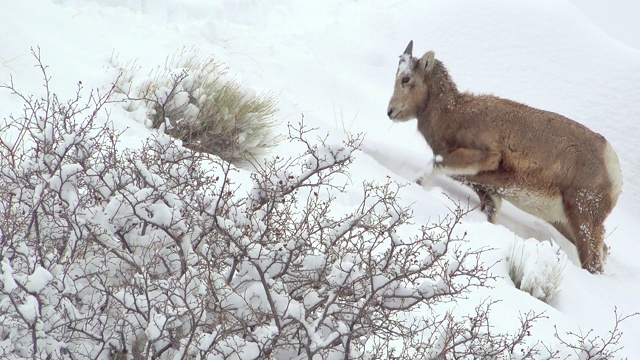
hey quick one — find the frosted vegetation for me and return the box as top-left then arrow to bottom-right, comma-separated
0,49 -> 634,359
112,48 -> 279,166
506,240 -> 566,303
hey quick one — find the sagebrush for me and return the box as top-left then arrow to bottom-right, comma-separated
114,47 -> 279,165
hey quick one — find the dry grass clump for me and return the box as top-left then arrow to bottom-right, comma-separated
506,239 -> 565,303
115,48 -> 279,165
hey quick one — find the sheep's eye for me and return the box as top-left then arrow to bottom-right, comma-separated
401,76 -> 410,84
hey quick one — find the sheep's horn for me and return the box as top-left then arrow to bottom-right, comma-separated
403,40 -> 413,56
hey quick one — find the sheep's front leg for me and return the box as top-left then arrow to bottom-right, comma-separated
433,147 -> 501,177
416,147 -> 500,186
471,185 -> 502,223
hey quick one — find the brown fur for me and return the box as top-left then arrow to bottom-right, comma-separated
387,41 -> 622,273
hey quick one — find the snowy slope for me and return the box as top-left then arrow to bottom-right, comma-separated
2,0 -> 640,356
570,0 -> 640,52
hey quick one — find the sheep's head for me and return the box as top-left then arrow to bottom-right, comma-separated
387,41 -> 436,122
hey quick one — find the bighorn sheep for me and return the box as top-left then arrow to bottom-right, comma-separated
387,41 -> 622,273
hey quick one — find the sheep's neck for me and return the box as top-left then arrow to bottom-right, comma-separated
419,63 -> 461,139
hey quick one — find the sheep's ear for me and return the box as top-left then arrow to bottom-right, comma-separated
420,51 -> 436,72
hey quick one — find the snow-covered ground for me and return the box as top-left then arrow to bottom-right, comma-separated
2,0 -> 640,356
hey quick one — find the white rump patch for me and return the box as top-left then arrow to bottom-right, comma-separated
603,142 -> 622,202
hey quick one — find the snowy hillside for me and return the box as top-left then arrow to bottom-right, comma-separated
2,0 -> 640,358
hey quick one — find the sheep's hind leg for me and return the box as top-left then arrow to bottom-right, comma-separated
562,191 -> 607,273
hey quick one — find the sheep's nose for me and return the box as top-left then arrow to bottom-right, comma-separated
387,108 -> 394,118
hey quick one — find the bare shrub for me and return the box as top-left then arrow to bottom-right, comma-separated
549,308 -> 639,360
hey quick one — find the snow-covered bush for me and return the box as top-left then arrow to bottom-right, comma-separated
114,47 -> 279,165
0,49 -> 635,360
506,239 -> 566,303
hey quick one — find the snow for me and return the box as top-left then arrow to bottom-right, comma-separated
397,54 -> 414,74
570,0 -> 640,51
145,312 -> 167,342
24,267 -> 54,294
17,295 -> 39,325
0,261 -> 17,293
2,0 -> 640,357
